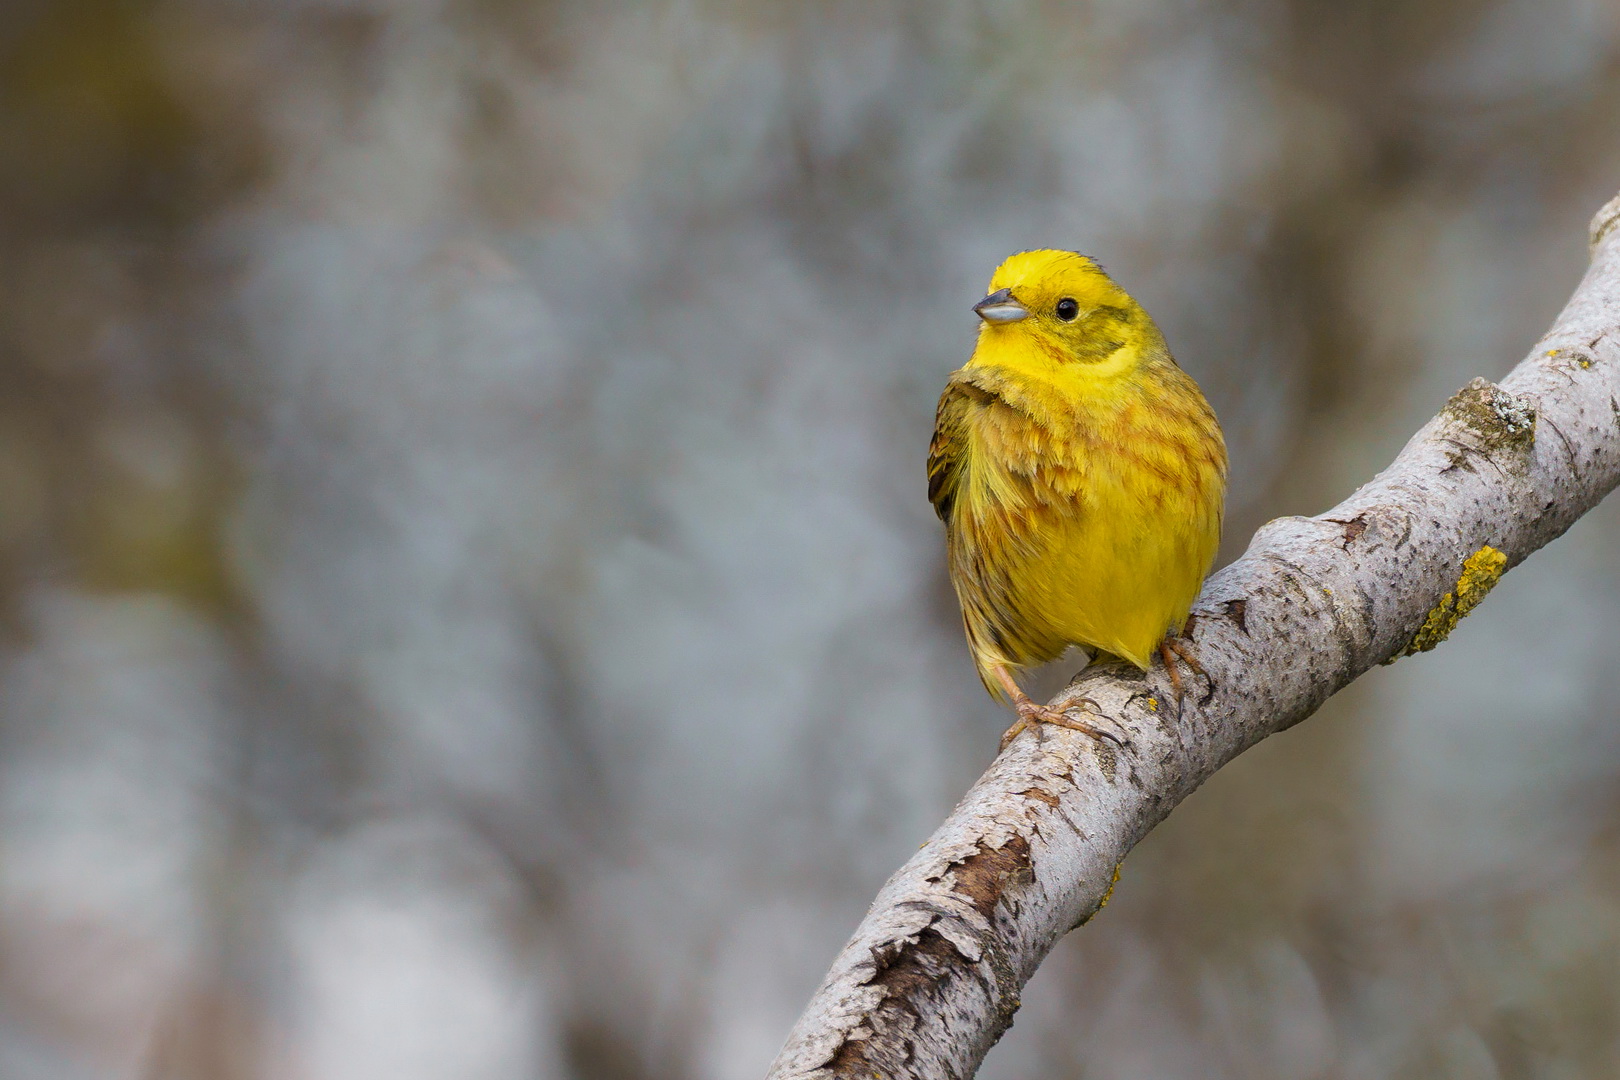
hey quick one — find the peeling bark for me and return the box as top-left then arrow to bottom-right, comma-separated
766,191 -> 1620,1080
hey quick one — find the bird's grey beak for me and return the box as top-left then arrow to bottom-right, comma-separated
973,287 -> 1028,324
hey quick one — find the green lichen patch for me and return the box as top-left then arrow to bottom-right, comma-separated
1387,546 -> 1508,662
1441,379 -> 1537,463
1096,740 -> 1118,783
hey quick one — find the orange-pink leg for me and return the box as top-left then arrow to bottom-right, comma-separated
991,665 -> 1119,751
1159,636 -> 1206,701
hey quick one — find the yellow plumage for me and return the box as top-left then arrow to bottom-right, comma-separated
928,250 -> 1226,724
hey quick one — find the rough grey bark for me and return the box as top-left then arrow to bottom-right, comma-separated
766,190 -> 1620,1080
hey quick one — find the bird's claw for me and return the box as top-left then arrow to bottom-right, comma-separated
1000,696 -> 1129,752
1159,636 -> 1207,701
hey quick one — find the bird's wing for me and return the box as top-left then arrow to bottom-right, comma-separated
927,379 -> 980,522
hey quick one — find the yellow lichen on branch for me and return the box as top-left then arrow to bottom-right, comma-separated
1076,862 -> 1124,929
1388,545 -> 1508,661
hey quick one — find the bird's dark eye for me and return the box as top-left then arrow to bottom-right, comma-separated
1055,298 -> 1079,322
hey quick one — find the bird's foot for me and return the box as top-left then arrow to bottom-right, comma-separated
1159,636 -> 1206,701
1000,696 -> 1125,752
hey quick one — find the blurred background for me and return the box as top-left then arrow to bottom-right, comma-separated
1,1 -> 1619,1077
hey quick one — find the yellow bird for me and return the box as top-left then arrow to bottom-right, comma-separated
928,250 -> 1227,745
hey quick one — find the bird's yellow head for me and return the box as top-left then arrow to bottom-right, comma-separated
967,249 -> 1163,384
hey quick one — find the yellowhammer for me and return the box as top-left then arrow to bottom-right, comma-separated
928,250 -> 1227,747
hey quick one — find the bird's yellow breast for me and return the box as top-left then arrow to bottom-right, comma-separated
937,347 -> 1225,684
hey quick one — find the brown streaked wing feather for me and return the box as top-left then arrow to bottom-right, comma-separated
927,380 -> 983,521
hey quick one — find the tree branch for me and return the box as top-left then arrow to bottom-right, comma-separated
766,190 -> 1620,1080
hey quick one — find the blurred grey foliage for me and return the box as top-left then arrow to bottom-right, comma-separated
0,1 -> 1618,1078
